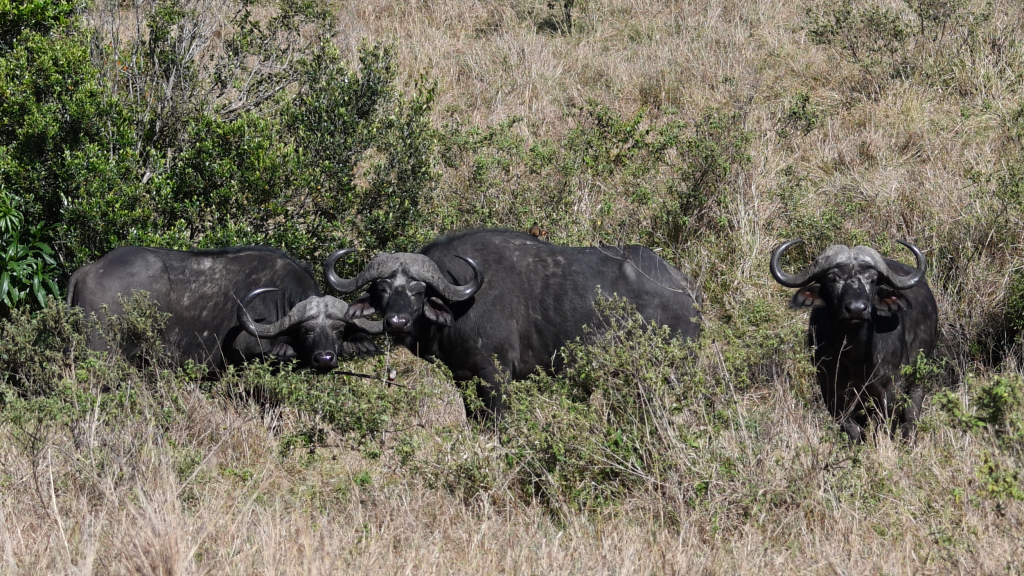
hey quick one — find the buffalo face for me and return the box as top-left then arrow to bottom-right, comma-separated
772,240 -> 924,322
324,250 -> 483,342
237,289 -> 382,371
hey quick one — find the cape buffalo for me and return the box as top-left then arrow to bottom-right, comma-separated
67,246 -> 381,372
324,230 -> 702,416
770,239 -> 938,442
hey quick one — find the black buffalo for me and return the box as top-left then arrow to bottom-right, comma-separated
325,230 -> 702,416
67,246 -> 381,372
770,239 -> 938,442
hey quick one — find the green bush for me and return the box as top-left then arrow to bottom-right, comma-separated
805,0 -> 994,81
1,0 -> 439,289
807,0 -> 912,72
231,358 -> 436,456
430,102 -> 750,249
493,296 -> 701,511
0,188 -> 59,315
937,374 -> 1024,500
0,0 -> 78,50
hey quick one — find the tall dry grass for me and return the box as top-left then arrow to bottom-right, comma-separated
2,357 -> 1021,575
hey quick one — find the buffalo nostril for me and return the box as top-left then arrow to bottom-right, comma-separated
313,352 -> 336,368
386,315 -> 409,330
845,301 -> 868,315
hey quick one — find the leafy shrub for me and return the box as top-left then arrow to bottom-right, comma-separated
805,0 -> 994,81
937,374 -> 1024,500
0,0 -> 78,50
284,42 -> 438,253
777,91 -> 822,138
807,0 -> 912,74
431,102 -> 750,250
493,296 -> 700,511
0,298 -> 84,399
218,356 -> 440,456
663,108 -> 751,243
1,0 -> 439,290
0,189 -> 59,315
937,374 -> 1024,447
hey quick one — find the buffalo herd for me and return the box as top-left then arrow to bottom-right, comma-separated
66,229 -> 939,442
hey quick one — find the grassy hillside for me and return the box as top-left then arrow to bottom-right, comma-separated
3,0 -> 1024,573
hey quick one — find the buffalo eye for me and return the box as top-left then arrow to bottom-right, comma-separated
408,281 -> 426,296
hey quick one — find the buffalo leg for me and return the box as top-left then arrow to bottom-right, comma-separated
819,371 -> 867,442
466,362 -> 508,421
899,380 -> 925,442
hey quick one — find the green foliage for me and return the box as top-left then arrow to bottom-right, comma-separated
0,297 -> 84,399
494,296 -> 700,511
284,42 -> 438,253
0,3 -> 140,270
709,295 -> 811,393
976,451 -> 1023,500
778,91 -> 821,138
226,359 -> 435,455
432,102 -> 749,248
945,383 -> 1024,502
0,0 -> 79,50
937,374 -> 1024,468
0,189 -> 59,314
906,0 -> 990,41
805,0 -> 994,81
100,290 -> 172,365
773,167 -> 872,252
806,0 -> 913,73
664,109 -> 751,243
1,0 -> 438,287
901,351 -> 945,400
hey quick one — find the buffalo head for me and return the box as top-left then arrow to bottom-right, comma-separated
770,239 -> 926,321
323,249 -> 483,339
236,288 -> 381,371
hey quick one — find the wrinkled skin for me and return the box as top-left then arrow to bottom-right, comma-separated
68,246 -> 380,373
781,252 -> 938,442
339,230 -> 703,418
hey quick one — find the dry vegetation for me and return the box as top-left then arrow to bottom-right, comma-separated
4,0 -> 1024,573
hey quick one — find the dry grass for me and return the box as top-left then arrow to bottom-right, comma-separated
2,359 -> 1022,575
6,0 -> 1024,573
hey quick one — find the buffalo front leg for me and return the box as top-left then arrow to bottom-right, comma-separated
819,370 -> 866,442
463,361 -> 509,421
898,379 -> 925,442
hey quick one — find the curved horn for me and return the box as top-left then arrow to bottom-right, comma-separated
324,251 -> 411,294
411,255 -> 484,302
349,318 -> 384,335
770,239 -> 827,288
878,240 -> 927,290
324,248 -> 360,293
237,288 -> 304,339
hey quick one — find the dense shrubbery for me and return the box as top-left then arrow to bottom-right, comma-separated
805,0 -> 993,79
0,0 -> 438,308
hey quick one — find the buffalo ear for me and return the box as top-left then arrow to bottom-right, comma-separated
423,297 -> 453,326
344,294 -> 377,320
270,342 -> 296,360
790,285 -> 822,308
875,287 -> 911,314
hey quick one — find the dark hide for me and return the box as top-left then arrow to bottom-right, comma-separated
790,258 -> 938,442
345,230 -> 702,417
67,246 -> 379,373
